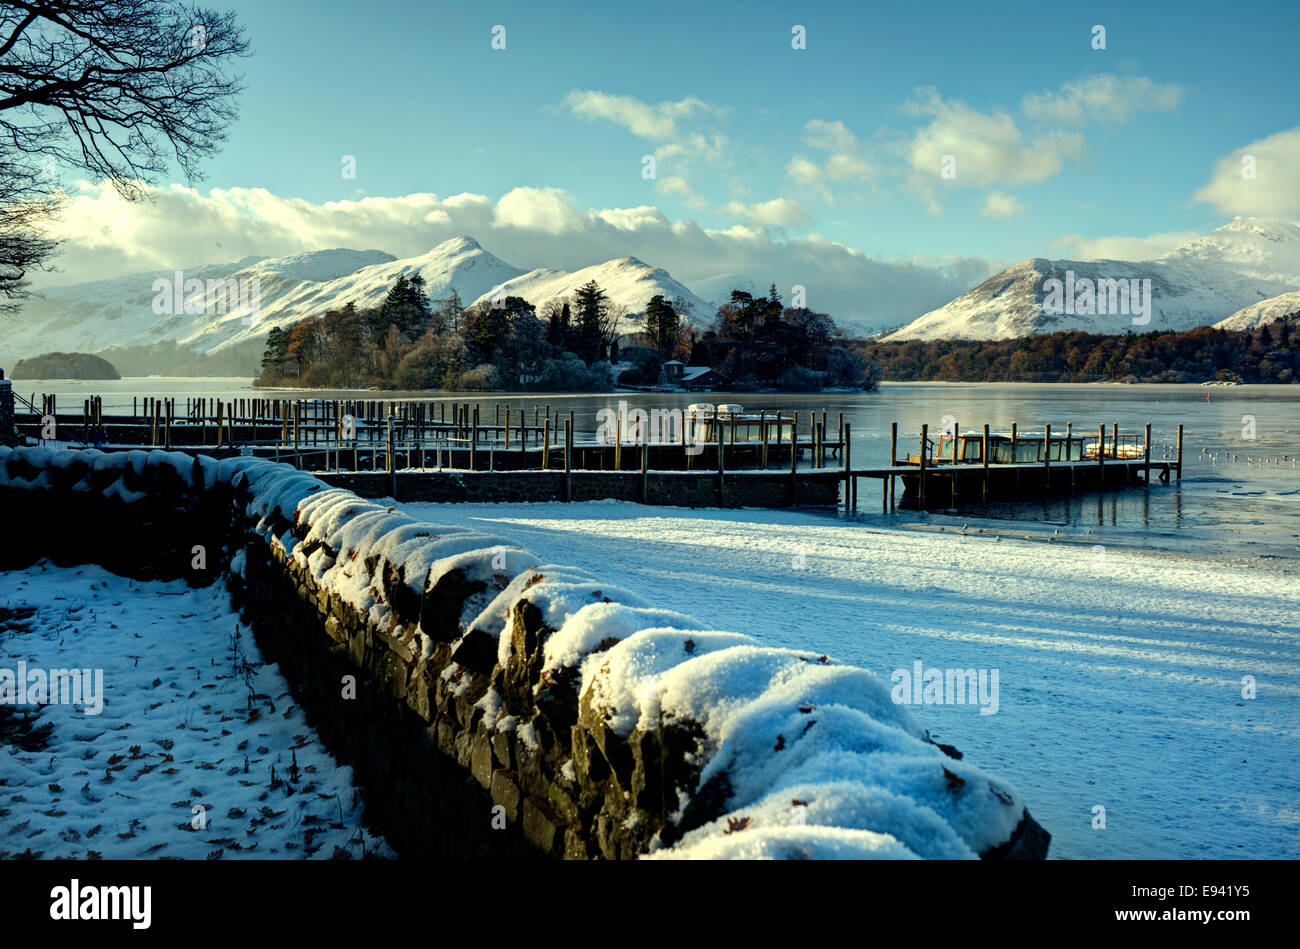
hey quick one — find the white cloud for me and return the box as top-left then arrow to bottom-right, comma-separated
1192,127 -> 1300,219
492,186 -> 584,233
655,175 -> 711,209
32,181 -> 996,332
785,119 -> 873,204
1046,230 -> 1201,261
903,88 -> 1084,189
722,198 -> 811,230
561,89 -> 725,140
1021,74 -> 1185,125
981,191 -> 1027,219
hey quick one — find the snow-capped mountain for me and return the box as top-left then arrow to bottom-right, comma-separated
2,238 -> 719,369
1,248 -> 396,364
472,256 -> 714,332
194,237 -> 526,354
1214,290 -> 1300,330
882,217 -> 1300,341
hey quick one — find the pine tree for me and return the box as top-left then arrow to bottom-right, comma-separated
572,281 -> 609,364
260,326 -> 288,378
643,294 -> 680,359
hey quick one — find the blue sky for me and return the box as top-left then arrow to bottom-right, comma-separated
198,0 -> 1296,256
43,0 -> 1300,326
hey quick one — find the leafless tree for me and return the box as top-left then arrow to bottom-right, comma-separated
0,1 -> 249,310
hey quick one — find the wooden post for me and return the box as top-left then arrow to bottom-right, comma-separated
982,423 -> 990,502
505,406 -> 511,451
717,412 -> 725,505
641,439 -> 649,504
820,409 -> 827,466
615,415 -> 622,470
1043,423 -> 1051,494
387,414 -> 396,498
1112,422 -> 1119,460
842,422 -> 852,511
1009,422 -> 1018,494
563,418 -> 572,502
760,410 -> 768,469
789,418 -> 799,506
1098,423 -> 1106,486
951,422 -> 959,505
1144,422 -> 1152,485
471,406 -> 478,471
1066,421 -> 1074,492
542,417 -> 551,470
889,421 -> 897,510
1176,423 -> 1183,480
164,400 -> 172,449
918,424 -> 928,508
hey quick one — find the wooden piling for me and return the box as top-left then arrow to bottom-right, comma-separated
789,418 -> 799,506
918,424 -> 928,508
716,413 -> 725,505
889,422 -> 897,509
1176,423 -> 1183,479
563,419 -> 572,502
641,439 -> 649,503
952,421 -> 959,505
1098,423 -> 1106,486
982,423 -> 990,502
1144,422 -> 1152,485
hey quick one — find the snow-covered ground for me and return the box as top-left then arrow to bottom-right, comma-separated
0,562 -> 392,859
396,498 -> 1300,860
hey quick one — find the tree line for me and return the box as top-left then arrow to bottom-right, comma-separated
256,274 -> 622,391
256,275 -> 879,392
854,320 -> 1300,384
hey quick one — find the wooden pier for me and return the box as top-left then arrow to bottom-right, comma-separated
841,420 -> 1184,512
11,393 -> 1183,511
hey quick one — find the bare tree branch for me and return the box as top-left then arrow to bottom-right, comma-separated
0,0 -> 249,308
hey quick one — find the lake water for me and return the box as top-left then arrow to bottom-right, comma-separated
16,377 -> 1300,565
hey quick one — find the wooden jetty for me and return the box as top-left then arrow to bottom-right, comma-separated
842,421 -> 1183,511
11,392 -> 1183,512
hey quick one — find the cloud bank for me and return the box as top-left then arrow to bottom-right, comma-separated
35,181 -> 1005,332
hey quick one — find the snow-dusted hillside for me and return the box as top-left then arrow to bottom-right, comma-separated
196,237 -> 526,354
883,218 -> 1300,341
1214,289 -> 1300,330
470,256 -> 716,333
4,238 -> 720,367
2,248 -> 396,364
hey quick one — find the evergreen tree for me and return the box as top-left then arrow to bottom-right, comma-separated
572,280 -> 609,364
260,326 -> 289,377
643,294 -> 680,359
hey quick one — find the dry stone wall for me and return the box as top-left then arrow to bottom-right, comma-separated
0,445 -> 1049,860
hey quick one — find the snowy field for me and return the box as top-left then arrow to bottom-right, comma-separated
398,499 -> 1300,860
0,562 -> 392,859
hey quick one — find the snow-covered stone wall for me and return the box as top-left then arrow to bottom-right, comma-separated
0,446 -> 1049,859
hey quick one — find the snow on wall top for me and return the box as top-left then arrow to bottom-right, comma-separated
0,445 -> 1037,860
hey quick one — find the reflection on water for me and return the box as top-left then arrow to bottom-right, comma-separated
18,377 -> 1300,563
